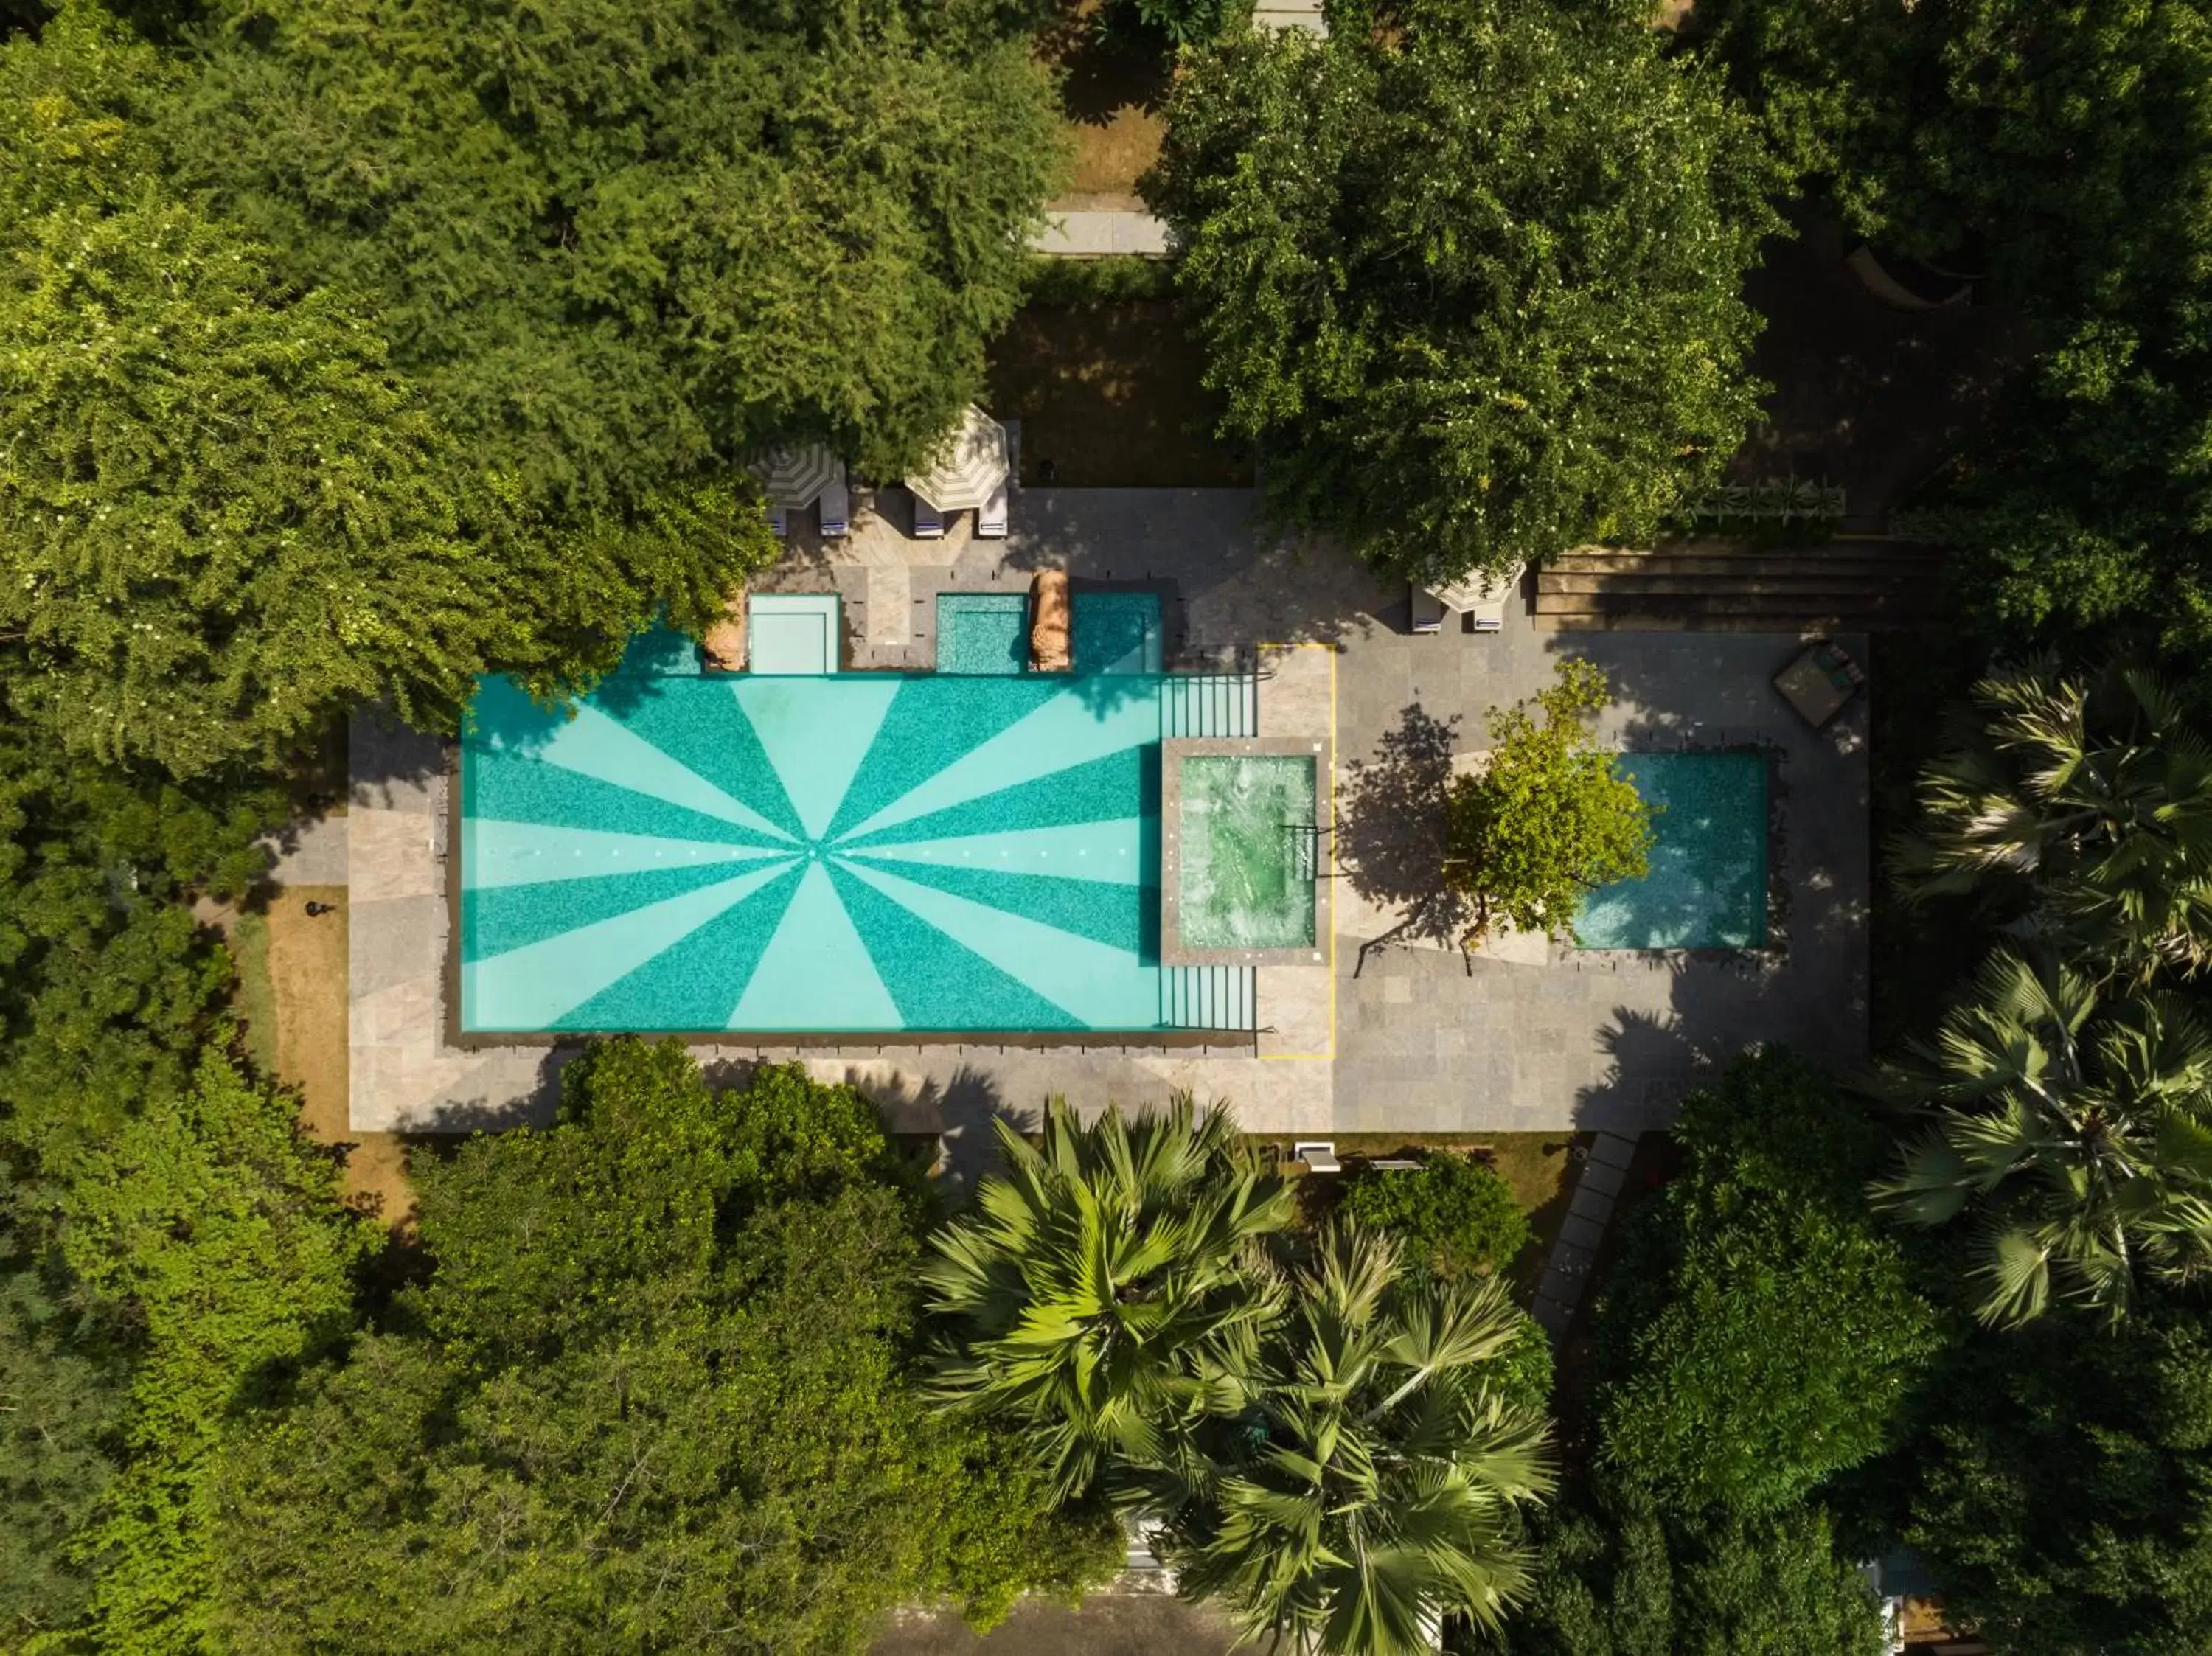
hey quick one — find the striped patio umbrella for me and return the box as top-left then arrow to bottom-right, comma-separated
748,443 -> 843,509
908,406 -> 1009,512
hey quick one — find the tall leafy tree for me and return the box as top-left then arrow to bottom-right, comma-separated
44,1054 -> 376,1653
1898,1295 -> 2212,1656
0,6 -> 740,776
1158,1225 -> 1554,1655
923,1096 -> 1294,1501
1694,0 -> 2212,659
1511,1483 -> 1886,1656
161,0 -> 1065,498
214,1042 -> 1117,1652
1147,0 -> 1781,585
1444,661 -> 1655,947
1869,946 -> 2212,1326
0,725 -> 280,1179
1891,661 -> 2212,982
1595,1049 -> 1943,1514
0,1194 -> 125,1646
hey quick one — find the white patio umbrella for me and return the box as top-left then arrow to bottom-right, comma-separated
1428,566 -> 1520,612
907,406 -> 1009,512
748,442 -> 843,509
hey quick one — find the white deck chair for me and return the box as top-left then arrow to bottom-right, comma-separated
1410,585 -> 1444,634
767,503 -> 787,538
912,494 -> 944,539
977,481 -> 1009,538
817,478 -> 849,539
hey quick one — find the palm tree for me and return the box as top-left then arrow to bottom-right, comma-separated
1869,946 -> 2212,1326
1890,661 -> 2212,981
1158,1225 -> 1554,1656
920,1096 -> 1294,1501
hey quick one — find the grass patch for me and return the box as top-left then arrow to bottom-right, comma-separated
1244,1132 -> 1582,1302
229,908 -> 279,1079
261,888 -> 419,1229
1037,1 -> 1171,201
987,298 -> 1253,487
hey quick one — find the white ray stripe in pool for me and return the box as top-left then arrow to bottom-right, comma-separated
464,820 -> 796,888
726,861 -> 902,1029
839,818 -> 1152,886
514,699 -> 797,843
733,676 -> 900,841
834,857 -> 1160,1030
838,685 -> 1161,844
464,858 -> 799,1029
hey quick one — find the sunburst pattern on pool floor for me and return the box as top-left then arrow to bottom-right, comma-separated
458,672 -> 1169,1033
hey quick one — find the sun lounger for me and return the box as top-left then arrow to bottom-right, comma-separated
817,479 -> 849,539
913,495 -> 944,539
1411,586 -> 1445,634
978,481 -> 1008,538
767,503 -> 787,538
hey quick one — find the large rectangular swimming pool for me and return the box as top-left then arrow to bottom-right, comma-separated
459,669 -> 1169,1034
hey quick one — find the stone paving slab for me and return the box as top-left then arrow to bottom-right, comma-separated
1030,211 -> 1171,258
260,815 -> 348,886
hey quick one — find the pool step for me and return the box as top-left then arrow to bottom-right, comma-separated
1161,965 -> 1258,1032
1162,674 -> 1259,739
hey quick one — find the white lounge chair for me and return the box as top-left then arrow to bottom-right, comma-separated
1410,586 -> 1445,634
767,504 -> 787,539
817,478 -> 849,539
913,494 -> 944,539
977,481 -> 1008,538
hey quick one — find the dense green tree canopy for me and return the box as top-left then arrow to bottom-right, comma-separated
1696,0 -> 2212,661
0,8 -> 779,775
1891,1293 -> 2212,1656
1595,1049 -> 1943,1515
161,0 -> 1066,495
1445,661 -> 1655,946
214,1042 -> 1116,1652
1147,0 -> 1780,584
1338,1150 -> 1531,1281
0,723 -> 279,1177
0,1195 -> 125,1645
1508,1485 -> 1885,1656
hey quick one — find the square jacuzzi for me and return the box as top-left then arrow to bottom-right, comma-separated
1159,738 -> 1328,966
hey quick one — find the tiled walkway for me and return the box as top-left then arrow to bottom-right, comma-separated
1531,1133 -> 1638,1339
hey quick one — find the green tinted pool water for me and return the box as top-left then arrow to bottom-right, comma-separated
1576,751 -> 1767,949
1179,755 -> 1316,950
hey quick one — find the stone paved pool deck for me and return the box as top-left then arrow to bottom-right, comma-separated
349,489 -> 1866,1149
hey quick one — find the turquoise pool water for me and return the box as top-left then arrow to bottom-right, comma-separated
1074,593 -> 1163,673
748,594 -> 841,675
1180,756 -> 1316,950
936,594 -> 1029,675
1576,751 -> 1767,949
459,663 -> 1168,1033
